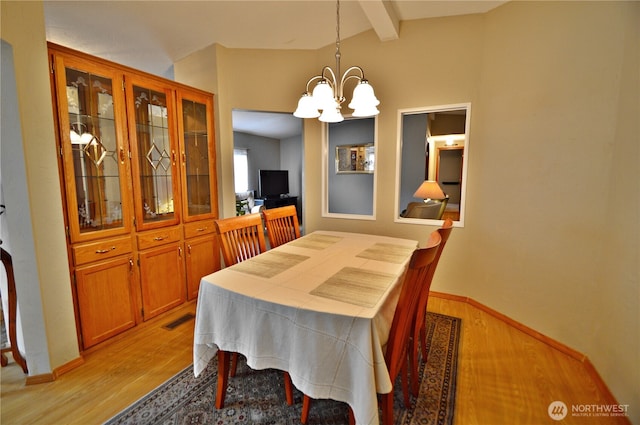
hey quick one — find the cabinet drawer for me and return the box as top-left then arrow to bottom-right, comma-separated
73,236 -> 133,266
137,227 -> 182,250
184,220 -> 216,239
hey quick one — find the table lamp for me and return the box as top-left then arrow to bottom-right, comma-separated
413,180 -> 445,203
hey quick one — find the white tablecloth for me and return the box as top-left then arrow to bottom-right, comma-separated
193,231 -> 418,425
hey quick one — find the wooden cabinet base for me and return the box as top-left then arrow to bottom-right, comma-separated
49,43 -> 219,351
75,256 -> 137,348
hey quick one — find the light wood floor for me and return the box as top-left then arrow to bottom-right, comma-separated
1,296 -> 630,425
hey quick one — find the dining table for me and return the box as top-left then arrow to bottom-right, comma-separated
193,230 -> 419,425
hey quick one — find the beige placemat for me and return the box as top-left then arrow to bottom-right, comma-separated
310,267 -> 395,308
232,251 -> 310,278
289,233 -> 343,250
356,243 -> 415,264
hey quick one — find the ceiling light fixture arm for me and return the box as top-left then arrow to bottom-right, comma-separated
293,0 -> 380,122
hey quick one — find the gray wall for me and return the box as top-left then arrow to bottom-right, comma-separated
281,134 -> 303,207
328,118 -> 375,215
233,132 -> 281,195
233,131 -> 303,200
399,113 -> 428,213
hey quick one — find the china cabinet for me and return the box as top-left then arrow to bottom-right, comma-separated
184,220 -> 217,300
52,53 -> 132,243
126,76 -> 181,231
49,43 -> 220,349
177,91 -> 219,301
177,90 -> 218,222
74,255 -> 137,347
137,229 -> 185,319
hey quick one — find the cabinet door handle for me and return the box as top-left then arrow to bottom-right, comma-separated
153,236 -> 168,241
95,246 -> 116,254
196,227 -> 207,232
129,258 -> 133,271
172,150 -> 176,165
182,152 -> 186,165
178,246 -> 183,258
187,244 -> 192,255
119,148 -> 125,164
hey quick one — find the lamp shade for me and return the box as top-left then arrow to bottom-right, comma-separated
318,104 -> 344,123
351,104 -> 380,117
293,93 -> 320,118
413,180 -> 445,200
312,80 -> 335,110
70,129 -> 81,144
70,129 -> 95,145
348,80 -> 380,110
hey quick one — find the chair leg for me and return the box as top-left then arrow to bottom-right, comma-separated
230,352 -> 238,377
219,351 -> 293,410
420,319 -> 428,359
380,392 -> 394,425
301,395 -> 312,424
401,358 -> 411,409
216,350 -> 230,409
302,395 -> 356,424
409,336 -> 420,397
283,372 -> 294,405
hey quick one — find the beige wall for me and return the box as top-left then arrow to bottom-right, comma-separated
176,45 -> 322,221
176,1 -> 639,419
590,0 -> 639,415
1,1 -> 79,374
1,0 -> 637,418
470,2 -> 639,417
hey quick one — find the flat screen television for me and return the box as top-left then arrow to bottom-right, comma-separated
259,169 -> 289,199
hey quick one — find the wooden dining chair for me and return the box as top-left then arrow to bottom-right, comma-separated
301,231 -> 442,425
215,213 -> 267,267
408,218 -> 454,397
262,205 -> 301,248
213,213 -> 294,407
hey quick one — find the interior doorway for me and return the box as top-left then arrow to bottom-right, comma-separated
231,110 -> 303,222
436,146 -> 463,205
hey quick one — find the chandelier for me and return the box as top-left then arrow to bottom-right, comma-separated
293,0 -> 380,123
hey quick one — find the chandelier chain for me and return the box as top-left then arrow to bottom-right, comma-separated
293,0 -> 379,122
335,0 -> 341,75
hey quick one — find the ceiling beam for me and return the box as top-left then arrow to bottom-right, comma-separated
358,0 -> 399,42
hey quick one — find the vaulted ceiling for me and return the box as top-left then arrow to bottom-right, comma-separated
43,0 -> 506,139
44,0 -> 505,78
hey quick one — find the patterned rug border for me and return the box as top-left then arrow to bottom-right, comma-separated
104,312 -> 461,425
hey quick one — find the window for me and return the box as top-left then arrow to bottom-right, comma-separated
233,149 -> 249,192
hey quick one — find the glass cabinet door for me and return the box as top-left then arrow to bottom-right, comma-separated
177,90 -> 218,222
126,77 -> 180,230
53,53 -> 132,242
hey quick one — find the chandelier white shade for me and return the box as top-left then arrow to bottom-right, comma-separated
70,122 -> 97,145
293,0 -> 380,123
70,129 -> 95,145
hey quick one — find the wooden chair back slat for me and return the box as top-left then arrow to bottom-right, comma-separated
213,213 -> 294,409
262,205 -> 300,248
214,214 -> 266,267
408,218 -> 454,396
385,231 -> 441,380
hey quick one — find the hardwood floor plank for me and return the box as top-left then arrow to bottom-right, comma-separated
1,302 -> 197,425
427,296 -> 630,425
1,297 -> 630,425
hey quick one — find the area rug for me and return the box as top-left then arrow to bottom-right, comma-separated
104,312 -> 460,425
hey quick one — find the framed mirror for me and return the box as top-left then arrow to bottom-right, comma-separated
395,103 -> 470,226
323,117 -> 377,219
336,143 -> 374,174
